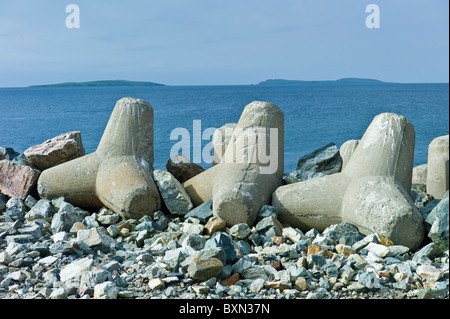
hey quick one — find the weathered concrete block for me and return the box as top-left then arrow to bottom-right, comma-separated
340,139 -> 359,170
273,113 -> 424,250
213,101 -> 284,226
37,97 -> 161,219
211,123 -> 237,166
426,135 -> 449,199
183,101 -> 284,227
412,164 -> 428,185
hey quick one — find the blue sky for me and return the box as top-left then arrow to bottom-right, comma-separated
0,0 -> 448,87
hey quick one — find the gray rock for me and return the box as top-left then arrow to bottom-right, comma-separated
152,169 -> 193,216
184,200 -> 213,223
285,143 -> 343,183
181,233 -> 206,250
257,205 -> 278,221
413,243 -> 443,263
229,223 -> 251,240
25,199 -> 55,222
426,191 -> 449,251
6,198 -> 27,213
77,227 -> 114,251
49,287 -> 68,299
204,232 -> 236,263
51,201 -> 89,234
94,281 -> 118,299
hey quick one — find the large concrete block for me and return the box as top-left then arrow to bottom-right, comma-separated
340,139 -> 359,170
426,135 -> 449,199
183,101 -> 284,227
273,113 -> 424,250
38,97 -> 161,219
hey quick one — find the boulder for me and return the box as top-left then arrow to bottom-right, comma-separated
152,169 -> 193,216
412,164 -> 428,185
166,154 -> 205,183
425,191 -> 449,251
297,142 -> 343,179
426,135 -> 449,199
24,131 -> 85,171
0,160 -> 40,200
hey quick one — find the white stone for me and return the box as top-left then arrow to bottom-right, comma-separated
59,257 -> 93,283
365,242 -> 390,258
93,281 -> 118,299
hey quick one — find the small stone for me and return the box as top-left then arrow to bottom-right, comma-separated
257,205 -> 278,221
282,227 -> 305,243
335,244 -> 355,257
220,273 -> 240,287
307,244 -> 333,257
416,265 -> 442,282
182,222 -> 204,235
229,223 -> 251,240
249,278 -> 265,293
264,281 -> 291,290
184,200 -> 213,223
8,270 -> 27,281
60,257 -> 94,283
166,154 -> 205,184
153,169 -> 193,216
94,282 -> 119,299
49,287 -> 68,299
365,242 -> 390,258
192,285 -> 210,294
77,227 -> 114,250
295,277 -> 309,291
0,252 -> 12,265
347,282 -> 367,293
187,258 -> 224,282
204,216 -> 227,235
148,278 -> 165,290
25,199 -> 55,222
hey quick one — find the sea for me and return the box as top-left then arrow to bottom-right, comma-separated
0,83 -> 448,173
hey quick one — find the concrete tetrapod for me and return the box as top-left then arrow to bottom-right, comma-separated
37,97 -> 161,220
426,135 -> 449,199
272,113 -> 424,250
183,101 -> 284,227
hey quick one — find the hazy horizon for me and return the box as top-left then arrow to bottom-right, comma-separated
0,0 -> 448,87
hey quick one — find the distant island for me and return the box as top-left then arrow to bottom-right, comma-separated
30,80 -> 165,87
257,78 -> 394,86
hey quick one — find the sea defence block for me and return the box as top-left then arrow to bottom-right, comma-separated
426,135 -> 449,199
37,97 -> 161,220
273,113 -> 424,250
183,101 -> 284,227
339,139 -> 359,170
211,123 -> 236,166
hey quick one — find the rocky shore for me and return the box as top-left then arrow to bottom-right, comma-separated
0,97 -> 448,300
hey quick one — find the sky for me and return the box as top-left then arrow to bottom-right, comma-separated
0,0 -> 448,87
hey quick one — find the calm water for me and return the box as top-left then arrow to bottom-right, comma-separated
0,84 -> 448,173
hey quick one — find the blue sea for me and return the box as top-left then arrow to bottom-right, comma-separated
0,84 -> 448,173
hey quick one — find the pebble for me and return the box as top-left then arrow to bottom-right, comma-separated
0,193 -> 448,300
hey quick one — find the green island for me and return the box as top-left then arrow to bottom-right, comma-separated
29,80 -> 165,87
257,78 -> 393,86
